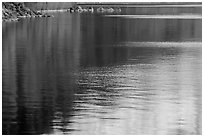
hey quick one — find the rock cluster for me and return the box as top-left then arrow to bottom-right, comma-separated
69,6 -> 121,13
69,6 -> 94,13
2,2 -> 52,22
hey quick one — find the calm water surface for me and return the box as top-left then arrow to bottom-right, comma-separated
2,8 -> 202,135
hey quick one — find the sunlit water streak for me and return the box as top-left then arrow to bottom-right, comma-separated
117,42 -> 202,48
105,15 -> 202,19
117,5 -> 202,8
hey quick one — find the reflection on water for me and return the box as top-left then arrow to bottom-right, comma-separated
2,8 -> 202,135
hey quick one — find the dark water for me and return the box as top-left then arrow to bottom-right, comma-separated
2,7 -> 202,135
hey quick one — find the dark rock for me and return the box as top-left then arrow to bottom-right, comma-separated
42,14 -> 53,18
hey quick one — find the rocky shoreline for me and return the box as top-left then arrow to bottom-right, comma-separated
2,2 -> 123,22
2,2 -> 52,22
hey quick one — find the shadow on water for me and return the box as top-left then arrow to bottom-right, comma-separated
2,7 -> 202,135
3,14 -> 81,134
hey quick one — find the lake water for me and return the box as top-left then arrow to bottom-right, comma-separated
2,6 -> 202,135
